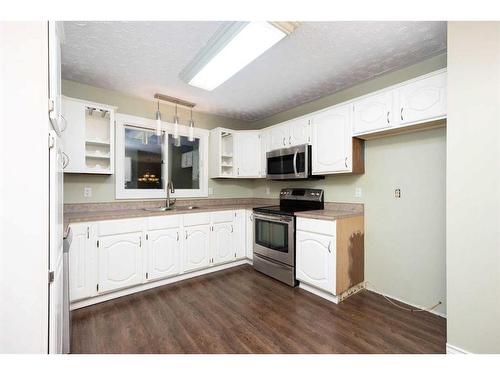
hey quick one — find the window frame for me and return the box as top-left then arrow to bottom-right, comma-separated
115,113 -> 209,200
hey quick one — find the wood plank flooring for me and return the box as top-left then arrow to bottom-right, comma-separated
71,265 -> 446,354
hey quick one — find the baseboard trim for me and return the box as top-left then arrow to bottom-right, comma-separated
298,283 -> 340,304
71,258 -> 252,310
446,343 -> 471,354
365,283 -> 446,318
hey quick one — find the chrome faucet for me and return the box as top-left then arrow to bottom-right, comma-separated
166,181 -> 176,208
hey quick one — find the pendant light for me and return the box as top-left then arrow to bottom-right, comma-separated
155,99 -> 162,137
173,103 -> 180,139
188,108 -> 195,142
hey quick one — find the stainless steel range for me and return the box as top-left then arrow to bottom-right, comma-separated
252,188 -> 324,286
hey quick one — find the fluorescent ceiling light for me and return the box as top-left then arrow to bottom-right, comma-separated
182,22 -> 289,91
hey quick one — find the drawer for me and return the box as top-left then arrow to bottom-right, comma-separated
148,214 -> 181,230
183,212 -> 211,227
211,210 -> 235,224
98,218 -> 146,236
296,217 -> 336,236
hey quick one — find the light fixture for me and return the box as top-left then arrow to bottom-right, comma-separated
155,99 -> 162,137
188,108 -> 195,142
180,22 -> 299,91
173,103 -> 179,139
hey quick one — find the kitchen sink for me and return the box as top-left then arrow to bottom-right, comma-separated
143,207 -> 174,212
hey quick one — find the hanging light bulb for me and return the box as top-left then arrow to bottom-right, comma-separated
173,103 -> 179,139
155,99 -> 162,137
188,108 -> 195,142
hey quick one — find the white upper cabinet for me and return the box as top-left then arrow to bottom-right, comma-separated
311,104 -> 353,174
353,91 -> 394,135
398,71 -> 447,126
234,131 -> 261,178
61,96 -> 116,175
97,232 -> 143,294
296,230 -> 336,294
268,123 -> 289,150
147,228 -> 181,281
287,118 -> 311,146
183,225 -> 210,272
211,223 -> 234,265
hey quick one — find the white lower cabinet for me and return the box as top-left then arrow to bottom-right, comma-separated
97,232 -> 143,294
296,230 -> 336,294
184,224 -> 211,272
147,228 -> 181,281
68,223 -> 95,301
68,209 -> 253,306
245,210 -> 254,260
211,222 -> 234,265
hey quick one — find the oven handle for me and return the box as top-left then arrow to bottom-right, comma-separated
253,213 -> 293,224
293,149 -> 298,176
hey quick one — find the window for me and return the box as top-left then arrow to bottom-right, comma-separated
115,114 -> 208,199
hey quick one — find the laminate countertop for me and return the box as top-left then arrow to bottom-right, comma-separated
295,209 -> 363,221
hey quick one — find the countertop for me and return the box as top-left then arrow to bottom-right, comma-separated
63,199 -> 364,234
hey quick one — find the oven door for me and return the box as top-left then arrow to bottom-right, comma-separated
266,144 -> 308,180
253,213 -> 295,266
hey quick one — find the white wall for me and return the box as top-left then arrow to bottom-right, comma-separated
446,22 -> 500,353
0,22 -> 49,353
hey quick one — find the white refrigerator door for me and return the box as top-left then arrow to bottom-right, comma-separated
48,130 -> 65,354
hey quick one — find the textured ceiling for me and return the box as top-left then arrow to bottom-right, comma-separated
61,21 -> 447,122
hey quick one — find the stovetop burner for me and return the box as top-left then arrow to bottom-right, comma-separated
253,188 -> 324,217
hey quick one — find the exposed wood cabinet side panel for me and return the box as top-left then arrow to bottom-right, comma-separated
336,215 -> 364,295
351,137 -> 365,174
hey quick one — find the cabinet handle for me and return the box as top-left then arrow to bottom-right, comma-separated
328,241 -> 332,253
282,137 -> 286,146
289,136 -> 291,145
400,107 -> 404,121
231,225 -> 234,233
345,157 -> 348,168
185,231 -> 188,240
386,111 -> 390,124
237,168 -> 240,176
177,231 -> 179,241
62,152 -> 69,169
139,237 -> 142,247
250,214 -> 253,221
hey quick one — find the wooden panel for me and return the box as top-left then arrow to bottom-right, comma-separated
351,137 -> 365,174
336,215 -> 364,295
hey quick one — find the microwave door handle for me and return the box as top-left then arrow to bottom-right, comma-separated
293,149 -> 298,176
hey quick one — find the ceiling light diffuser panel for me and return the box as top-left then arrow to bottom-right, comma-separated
181,22 -> 289,91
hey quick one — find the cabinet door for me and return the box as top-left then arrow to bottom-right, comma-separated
184,225 -> 210,272
399,72 -> 446,126
245,211 -> 254,260
288,118 -> 311,146
296,230 -> 335,294
98,233 -> 143,293
147,228 -> 181,281
235,132 -> 261,177
312,104 -> 352,174
61,98 -> 86,173
353,90 -> 394,135
69,223 -> 94,301
268,124 -> 289,151
211,223 -> 234,265
234,210 -> 246,259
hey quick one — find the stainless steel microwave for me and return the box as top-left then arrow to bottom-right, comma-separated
266,144 -> 317,180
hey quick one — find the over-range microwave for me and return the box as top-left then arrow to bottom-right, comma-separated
266,144 -> 323,180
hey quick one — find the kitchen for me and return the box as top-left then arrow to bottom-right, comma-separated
1,2 -> 500,368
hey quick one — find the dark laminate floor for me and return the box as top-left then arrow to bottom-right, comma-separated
71,265 -> 446,354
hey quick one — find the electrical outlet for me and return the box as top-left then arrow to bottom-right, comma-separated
84,187 -> 92,198
355,187 -> 362,198
395,188 -> 401,198
265,186 -> 271,195
208,187 -> 214,196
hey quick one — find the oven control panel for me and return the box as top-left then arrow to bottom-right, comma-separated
280,188 -> 324,202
